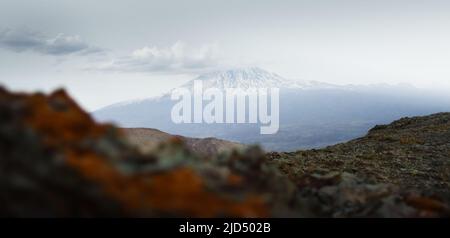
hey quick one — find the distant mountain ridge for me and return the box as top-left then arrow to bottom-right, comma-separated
122,128 -> 244,157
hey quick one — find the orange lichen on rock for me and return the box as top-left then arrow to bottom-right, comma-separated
23,90 -> 111,146
227,174 -> 244,186
66,152 -> 268,217
404,196 -> 450,214
0,87 -> 269,217
145,168 -> 267,217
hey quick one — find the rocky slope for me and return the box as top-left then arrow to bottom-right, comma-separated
268,113 -> 450,217
122,128 -> 244,157
0,87 -> 448,217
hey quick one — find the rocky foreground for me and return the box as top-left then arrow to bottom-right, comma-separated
0,87 -> 449,217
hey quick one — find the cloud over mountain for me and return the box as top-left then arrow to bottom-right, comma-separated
0,28 -> 103,56
95,41 -> 221,74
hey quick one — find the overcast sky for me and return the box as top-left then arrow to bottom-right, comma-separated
1,0 -> 449,110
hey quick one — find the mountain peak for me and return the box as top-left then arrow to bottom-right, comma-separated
210,67 -> 275,78
184,67 -> 300,89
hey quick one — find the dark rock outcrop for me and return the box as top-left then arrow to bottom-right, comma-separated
0,87 -> 296,217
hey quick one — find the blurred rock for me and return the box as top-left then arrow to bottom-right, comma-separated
0,87 -> 297,217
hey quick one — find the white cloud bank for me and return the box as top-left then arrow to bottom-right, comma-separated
94,42 -> 222,74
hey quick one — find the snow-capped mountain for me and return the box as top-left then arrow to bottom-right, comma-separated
93,67 -> 450,151
102,67 -> 337,111
180,67 -> 334,90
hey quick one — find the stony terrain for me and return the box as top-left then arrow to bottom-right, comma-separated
268,113 -> 450,217
0,87 -> 448,217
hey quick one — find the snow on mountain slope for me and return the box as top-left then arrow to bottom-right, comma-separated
97,67 -> 335,112
180,67 -> 332,90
